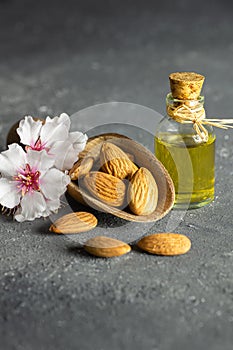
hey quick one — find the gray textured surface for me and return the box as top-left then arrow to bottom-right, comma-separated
1,0 -> 233,349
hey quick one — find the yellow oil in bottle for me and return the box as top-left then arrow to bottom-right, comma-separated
155,133 -> 215,208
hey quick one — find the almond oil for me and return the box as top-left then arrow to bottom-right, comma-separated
155,133 -> 215,208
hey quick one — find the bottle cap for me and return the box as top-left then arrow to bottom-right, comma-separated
169,72 -> 205,100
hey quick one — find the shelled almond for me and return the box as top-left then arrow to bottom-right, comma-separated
128,167 -> 158,215
100,142 -> 138,180
137,233 -> 191,256
83,171 -> 126,207
49,212 -> 98,234
69,157 -> 94,180
84,236 -> 131,257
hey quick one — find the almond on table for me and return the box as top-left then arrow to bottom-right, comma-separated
84,236 -> 131,257
137,233 -> 191,256
49,212 -> 97,234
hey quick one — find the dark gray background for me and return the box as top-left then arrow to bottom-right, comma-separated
1,0 -> 233,349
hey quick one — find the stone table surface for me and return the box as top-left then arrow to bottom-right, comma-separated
1,0 -> 233,349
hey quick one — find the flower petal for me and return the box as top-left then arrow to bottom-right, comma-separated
26,149 -> 54,173
50,140 -> 78,171
69,131 -> 88,145
57,113 -> 71,129
17,116 -> 43,146
0,144 -> 26,177
69,132 -> 88,158
42,198 -> 61,217
40,168 -> 70,200
51,132 -> 87,171
40,114 -> 70,147
0,178 -> 21,208
14,191 -> 47,222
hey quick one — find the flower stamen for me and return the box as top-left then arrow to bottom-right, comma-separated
14,163 -> 40,196
25,137 -> 49,152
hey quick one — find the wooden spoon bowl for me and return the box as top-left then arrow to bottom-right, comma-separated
67,133 -> 175,222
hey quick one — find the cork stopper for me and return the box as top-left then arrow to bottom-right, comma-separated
169,72 -> 205,100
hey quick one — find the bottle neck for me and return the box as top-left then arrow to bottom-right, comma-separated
166,93 -> 208,142
166,93 -> 204,110
166,93 -> 205,122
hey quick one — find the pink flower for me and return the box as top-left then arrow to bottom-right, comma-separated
17,113 -> 87,171
0,144 -> 70,222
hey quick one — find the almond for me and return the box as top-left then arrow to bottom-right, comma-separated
137,233 -> 191,255
69,157 -> 94,180
78,133 -> 129,161
100,142 -> 138,179
128,167 -> 158,215
78,137 -> 104,161
84,236 -> 131,257
49,212 -> 97,234
83,171 -> 126,207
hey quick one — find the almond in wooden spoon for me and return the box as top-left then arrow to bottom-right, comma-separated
128,167 -> 158,215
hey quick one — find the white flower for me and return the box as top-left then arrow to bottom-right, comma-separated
0,144 -> 70,222
17,113 -> 88,171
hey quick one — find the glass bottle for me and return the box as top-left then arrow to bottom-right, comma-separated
155,93 -> 215,209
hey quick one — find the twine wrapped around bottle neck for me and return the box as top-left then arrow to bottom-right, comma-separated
167,101 -> 233,143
